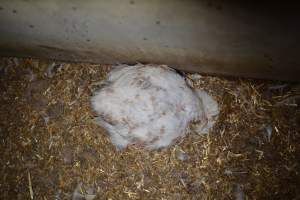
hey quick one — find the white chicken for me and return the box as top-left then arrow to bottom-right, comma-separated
91,64 -> 218,149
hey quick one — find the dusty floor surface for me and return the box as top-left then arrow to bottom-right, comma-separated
0,57 -> 299,200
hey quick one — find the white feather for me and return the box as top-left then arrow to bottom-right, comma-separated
91,64 -> 218,149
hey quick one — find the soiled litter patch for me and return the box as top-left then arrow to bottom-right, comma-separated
0,57 -> 299,199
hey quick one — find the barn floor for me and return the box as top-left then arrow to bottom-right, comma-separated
0,57 -> 299,200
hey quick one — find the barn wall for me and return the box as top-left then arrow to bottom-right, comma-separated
0,1 -> 299,81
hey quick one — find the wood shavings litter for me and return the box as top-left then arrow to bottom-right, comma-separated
0,57 -> 299,199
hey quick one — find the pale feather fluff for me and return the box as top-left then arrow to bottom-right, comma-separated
91,64 -> 218,149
